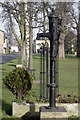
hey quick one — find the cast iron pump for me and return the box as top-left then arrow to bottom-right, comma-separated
36,8 -> 61,109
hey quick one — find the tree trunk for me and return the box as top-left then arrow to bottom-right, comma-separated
59,10 -> 66,59
21,41 -> 26,64
29,2 -> 33,69
29,24 -> 33,69
59,33 -> 65,59
24,3 -> 29,68
43,2 -> 47,46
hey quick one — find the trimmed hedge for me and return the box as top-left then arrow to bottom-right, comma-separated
3,67 -> 34,100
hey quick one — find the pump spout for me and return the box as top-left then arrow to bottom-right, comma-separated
36,33 -> 42,40
36,32 -> 51,40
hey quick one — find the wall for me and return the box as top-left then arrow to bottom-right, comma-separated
0,30 -> 4,54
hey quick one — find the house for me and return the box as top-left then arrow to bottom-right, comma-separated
3,37 -> 7,54
0,30 -> 5,54
10,44 -> 19,53
33,38 -> 50,53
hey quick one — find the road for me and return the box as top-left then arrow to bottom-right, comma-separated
0,54 -> 19,64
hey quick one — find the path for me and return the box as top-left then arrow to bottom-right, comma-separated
0,54 -> 19,64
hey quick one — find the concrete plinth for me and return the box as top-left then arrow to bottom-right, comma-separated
40,106 -> 68,120
12,102 -> 79,118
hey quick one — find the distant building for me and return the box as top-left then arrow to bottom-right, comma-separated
0,30 -> 19,54
33,38 -> 50,53
3,38 -> 7,54
0,30 -> 5,54
10,45 -> 19,53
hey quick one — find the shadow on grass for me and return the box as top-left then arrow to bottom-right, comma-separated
9,61 -> 14,63
0,68 -> 5,70
2,117 -> 24,120
2,100 -> 12,116
8,64 -> 16,67
2,103 -> 39,120
21,103 -> 39,120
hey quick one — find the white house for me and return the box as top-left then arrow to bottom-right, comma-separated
33,38 -> 50,53
3,38 -> 7,54
0,30 -> 4,54
10,45 -> 19,53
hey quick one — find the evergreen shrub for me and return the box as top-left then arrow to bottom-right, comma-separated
3,67 -> 33,100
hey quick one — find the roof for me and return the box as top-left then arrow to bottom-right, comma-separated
0,29 -> 4,33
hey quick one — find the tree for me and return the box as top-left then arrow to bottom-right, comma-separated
32,2 -> 53,46
68,2 -> 79,56
28,2 -> 33,69
32,2 -> 74,58
0,1 -> 29,67
55,2 -> 73,59
65,31 -> 77,54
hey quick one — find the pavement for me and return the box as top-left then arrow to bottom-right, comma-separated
0,54 -> 19,64
33,80 -> 40,84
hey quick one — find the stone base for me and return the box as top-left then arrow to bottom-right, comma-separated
40,106 -> 68,120
12,102 -> 79,118
16,64 -> 23,68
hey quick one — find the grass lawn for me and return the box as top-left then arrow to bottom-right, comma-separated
1,55 -> 78,119
33,55 -> 78,96
59,58 -> 78,95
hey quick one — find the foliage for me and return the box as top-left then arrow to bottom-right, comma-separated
56,93 -> 80,103
3,67 -> 34,100
68,115 -> 80,120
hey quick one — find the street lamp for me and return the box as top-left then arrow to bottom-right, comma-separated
71,44 -> 74,54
